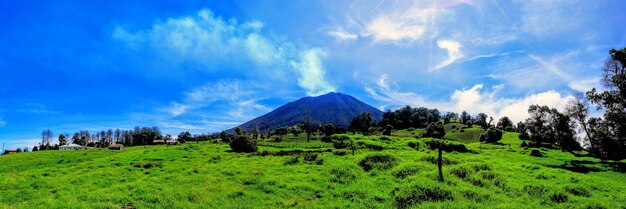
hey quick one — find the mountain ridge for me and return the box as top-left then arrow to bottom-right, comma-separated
233,92 -> 383,131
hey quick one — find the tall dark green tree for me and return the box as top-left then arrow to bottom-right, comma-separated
584,47 -> 626,159
298,111 -> 317,142
349,112 -> 375,134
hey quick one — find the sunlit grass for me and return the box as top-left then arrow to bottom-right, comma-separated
1,130 -> 625,208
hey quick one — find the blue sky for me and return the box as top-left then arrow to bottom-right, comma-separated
1,0 -> 625,150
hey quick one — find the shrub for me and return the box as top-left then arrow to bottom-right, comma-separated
479,127 -> 503,143
272,137 -> 282,142
229,136 -> 258,153
392,165 -> 424,179
303,153 -> 318,162
549,192 -> 569,203
356,141 -> 384,151
524,185 -> 550,197
383,125 -> 393,136
460,129 -> 465,132
565,186 -> 590,197
530,149 -> 544,157
420,156 -> 457,165
420,123 -> 446,139
333,150 -> 348,156
283,156 -> 300,165
450,167 -> 470,179
393,183 -> 454,209
329,167 -> 357,183
321,137 -> 332,143
358,154 -> 399,171
407,140 -> 425,151
451,125 -> 457,129
521,141 -> 529,148
332,135 -> 351,149
423,139 -> 469,153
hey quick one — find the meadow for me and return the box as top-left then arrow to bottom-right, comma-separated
1,123 -> 625,209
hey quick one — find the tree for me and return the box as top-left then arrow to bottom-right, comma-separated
583,47 -> 626,159
474,113 -> 488,129
58,134 -> 67,146
178,131 -> 191,143
229,135 -> 257,152
40,129 -> 53,150
480,127 -> 503,143
521,105 -> 580,151
497,116 -> 514,131
235,127 -> 244,136
461,111 -> 471,124
299,111 -> 317,142
274,127 -> 289,140
323,124 -> 335,137
420,123 -> 446,139
383,125 -> 393,136
350,112 -> 375,134
32,146 -> 39,152
114,129 -> 121,144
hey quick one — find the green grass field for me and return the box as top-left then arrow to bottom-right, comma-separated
1,128 -> 625,208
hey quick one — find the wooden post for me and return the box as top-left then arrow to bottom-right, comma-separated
438,147 -> 444,182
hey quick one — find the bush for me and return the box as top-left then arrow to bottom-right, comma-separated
283,156 -> 300,165
229,136 -> 258,153
530,149 -> 544,157
392,165 -> 424,179
450,167 -> 470,179
521,141 -> 529,148
420,123 -> 446,138
356,141 -> 384,151
460,129 -> 465,132
407,140 -> 425,151
329,167 -> 357,183
479,127 -> 503,143
303,153 -> 318,162
358,154 -> 399,171
393,183 -> 454,209
523,185 -> 550,197
549,192 -> 569,203
321,136 -> 332,143
420,156 -> 457,165
272,137 -> 282,142
332,135 -> 351,149
564,186 -> 590,197
423,139 -> 469,153
333,150 -> 348,156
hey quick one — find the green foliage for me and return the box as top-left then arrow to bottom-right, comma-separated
229,135 -> 258,153
423,139 -> 469,153
421,123 -> 446,139
1,129 -> 625,208
358,154 -> 399,171
391,165 -> 424,179
329,167 -> 358,183
479,127 -> 503,143
393,183 -> 454,209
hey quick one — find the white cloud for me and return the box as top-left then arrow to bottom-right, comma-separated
291,48 -> 336,96
364,7 -> 443,45
162,80 -> 269,120
114,9 -> 282,68
115,8 -> 334,96
568,77 -> 602,92
434,39 -> 463,70
327,29 -> 358,41
366,75 -> 572,123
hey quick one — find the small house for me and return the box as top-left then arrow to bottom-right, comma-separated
165,139 -> 178,145
2,150 -> 17,155
152,140 -> 165,144
109,144 -> 124,150
59,144 -> 87,150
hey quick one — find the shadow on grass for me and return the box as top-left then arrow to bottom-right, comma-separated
547,160 -> 626,173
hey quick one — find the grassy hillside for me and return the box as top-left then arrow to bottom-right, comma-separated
1,132 -> 625,208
